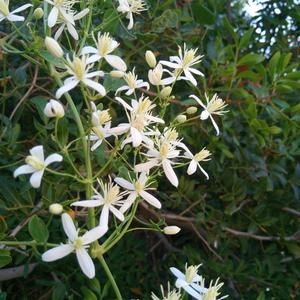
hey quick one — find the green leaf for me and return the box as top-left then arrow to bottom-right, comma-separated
0,250 -> 12,268
238,54 -> 265,65
269,126 -> 282,135
152,9 -> 178,33
28,216 -> 49,243
57,117 -> 69,146
239,28 -> 254,48
191,3 -> 215,25
268,51 -> 281,77
80,287 -> 98,300
256,291 -> 265,300
40,50 -> 65,69
223,16 -> 238,43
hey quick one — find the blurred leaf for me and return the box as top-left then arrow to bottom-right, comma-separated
28,216 -> 49,243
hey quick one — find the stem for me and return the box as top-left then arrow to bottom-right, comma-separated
0,240 -> 58,247
98,255 -> 122,300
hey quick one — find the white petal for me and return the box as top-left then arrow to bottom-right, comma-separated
135,160 -> 158,173
199,164 -> 209,180
7,15 -> 24,22
48,7 -> 58,28
67,23 -> 78,40
184,69 -> 197,86
127,12 -> 134,29
82,79 -> 106,96
11,4 -> 32,14
62,213 -> 77,242
76,248 -> 95,279
30,145 -> 44,161
140,191 -> 161,209
187,160 -> 197,175
42,244 -> 73,262
44,153 -> 63,166
85,71 -> 104,78
56,79 -> 79,99
14,164 -> 35,177
81,46 -> 98,55
54,24 -> 64,40
170,267 -> 185,280
86,54 -> 101,64
81,226 -> 108,245
145,115 -> 164,124
189,67 -> 204,76
120,192 -> 137,213
109,206 -> 124,222
114,177 -> 134,190
110,124 -> 130,135
30,170 -> 44,188
91,140 -> 102,151
181,284 -> 202,299
105,55 -> 127,72
160,60 -> 180,69
162,160 -> 178,187
99,205 -> 109,227
131,127 -> 142,147
210,115 -> 220,136
189,95 -> 207,110
73,8 -> 89,20
71,200 -> 102,208
115,97 -> 133,111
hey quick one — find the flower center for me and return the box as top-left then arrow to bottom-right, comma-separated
207,95 -> 227,114
194,149 -> 211,162
73,238 -> 83,250
134,180 -> 143,193
129,0 -> 146,13
105,185 -> 120,204
182,49 -> 196,68
25,156 -> 45,171
132,115 -> 145,131
185,265 -> 199,283
70,57 -> 86,80
0,0 -> 9,16
160,143 -> 170,160
98,34 -> 113,56
125,72 -> 137,89
203,288 -> 218,300
98,110 -> 111,124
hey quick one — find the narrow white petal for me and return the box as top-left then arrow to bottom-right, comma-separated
189,67 -> 204,76
99,205 -> 109,227
82,79 -> 106,96
30,170 -> 44,188
120,192 -> 137,213
105,55 -> 127,72
56,79 -> 79,99
81,46 -> 98,55
48,7 -> 58,28
187,160 -> 197,175
44,153 -> 63,166
62,213 -> 77,242
11,4 -> 32,14
210,115 -> 220,136
30,145 -> 44,162
73,8 -> 89,20
114,177 -> 134,190
86,54 -> 101,64
184,69 -> 197,86
67,23 -> 78,40
199,164 -> 209,180
189,95 -> 207,110
81,226 -> 108,245
115,97 -> 133,111
14,164 -> 35,178
42,244 -> 73,262
76,248 -> 95,279
85,71 -> 104,78
109,206 -> 124,222
162,160 -> 178,187
131,127 -> 142,147
181,284 -> 202,299
135,160 -> 158,173
71,200 -> 102,208
140,191 -> 161,209
170,267 -> 185,280
7,15 -> 24,22
160,60 -> 180,69
54,24 -> 64,40
127,12 -> 134,29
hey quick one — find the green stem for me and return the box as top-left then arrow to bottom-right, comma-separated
0,240 -> 58,247
98,255 -> 122,300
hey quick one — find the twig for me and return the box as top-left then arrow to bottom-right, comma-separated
282,207 -> 300,218
0,263 -> 38,281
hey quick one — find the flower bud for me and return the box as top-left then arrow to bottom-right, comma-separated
186,106 -> 198,115
163,226 -> 181,235
44,99 -> 65,118
33,7 -> 44,19
160,86 -> 172,98
176,115 -> 187,123
145,50 -> 157,68
110,70 -> 124,78
49,203 -> 63,215
45,37 -> 63,58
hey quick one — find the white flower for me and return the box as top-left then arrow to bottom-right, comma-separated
170,264 -> 206,299
113,96 -> 163,148
14,145 -> 63,188
160,43 -> 204,86
117,0 -> 146,30
56,55 -> 106,99
54,7 -> 89,40
71,178 -> 128,228
135,131 -> 181,187
0,0 -> 32,23
81,32 -> 127,71
116,68 -> 149,95
46,0 -> 76,28
44,99 -> 65,118
148,64 -> 175,86
42,213 -> 107,279
202,278 -> 228,300
114,172 -> 161,213
190,94 -> 228,136
151,282 -> 182,300
89,124 -> 112,151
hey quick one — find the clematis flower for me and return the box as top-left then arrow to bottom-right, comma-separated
54,7 -> 89,40
71,178 -> 128,228
151,282 -> 182,300
81,32 -> 127,71
170,264 -> 206,299
114,172 -> 161,213
135,132 -> 181,187
201,278 -> 228,300
113,96 -> 163,148
56,55 -> 106,99
148,63 -> 175,86
160,43 -> 204,86
45,0 -> 75,28
190,94 -> 228,136
44,99 -> 65,118
0,0 -> 32,23
117,0 -> 146,30
116,68 -> 149,95
42,213 -> 108,279
14,145 -> 63,188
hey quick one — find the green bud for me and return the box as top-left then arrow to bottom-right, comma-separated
145,50 -> 157,68
33,8 -> 44,20
160,86 -> 172,98
176,115 -> 187,123
186,106 -> 198,114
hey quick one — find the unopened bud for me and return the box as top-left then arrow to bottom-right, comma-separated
33,7 -> 44,19
186,106 -> 198,115
160,86 -> 172,98
163,226 -> 181,235
45,37 -> 63,58
44,99 -> 65,118
176,114 -> 187,123
49,203 -> 63,215
145,50 -> 157,68
110,70 -> 124,78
